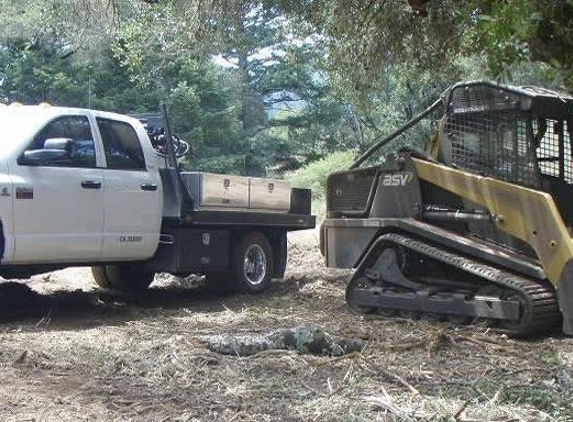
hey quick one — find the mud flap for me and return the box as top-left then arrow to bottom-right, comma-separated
271,230 -> 287,279
557,260 -> 573,335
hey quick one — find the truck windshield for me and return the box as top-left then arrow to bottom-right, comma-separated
0,109 -> 53,158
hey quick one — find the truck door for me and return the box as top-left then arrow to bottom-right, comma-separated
96,117 -> 162,261
11,115 -> 104,263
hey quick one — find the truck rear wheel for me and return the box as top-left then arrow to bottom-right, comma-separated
203,232 -> 274,294
92,264 -> 155,293
233,231 -> 274,294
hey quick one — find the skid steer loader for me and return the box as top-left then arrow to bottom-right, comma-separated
320,80 -> 573,336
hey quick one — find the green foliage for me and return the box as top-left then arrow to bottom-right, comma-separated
109,2 -> 336,175
166,66 -> 248,174
466,1 -> 542,78
467,0 -> 573,86
0,38 -> 86,105
282,0 -> 464,93
540,349 -> 564,367
197,154 -> 248,174
286,150 -> 355,217
473,375 -> 573,418
287,150 -> 355,198
503,384 -> 566,415
5,0 -> 573,93
0,36 -> 160,111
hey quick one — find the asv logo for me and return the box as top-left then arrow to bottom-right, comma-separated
382,173 -> 413,187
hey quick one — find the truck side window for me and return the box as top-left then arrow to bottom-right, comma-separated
97,118 -> 146,170
24,115 -> 96,168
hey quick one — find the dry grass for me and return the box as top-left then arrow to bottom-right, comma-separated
0,231 -> 572,421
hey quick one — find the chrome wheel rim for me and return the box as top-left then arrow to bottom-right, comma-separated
243,244 -> 267,286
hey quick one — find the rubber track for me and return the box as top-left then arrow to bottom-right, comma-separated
355,233 -> 561,336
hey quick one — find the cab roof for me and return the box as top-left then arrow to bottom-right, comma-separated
444,80 -> 573,120
0,104 -> 143,127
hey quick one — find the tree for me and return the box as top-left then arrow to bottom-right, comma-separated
0,37 -> 87,105
7,1 -> 573,88
166,64 -> 248,175
283,0 -> 573,89
467,0 -> 573,86
212,5 -> 333,173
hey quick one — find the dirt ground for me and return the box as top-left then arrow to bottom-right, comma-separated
0,231 -> 572,422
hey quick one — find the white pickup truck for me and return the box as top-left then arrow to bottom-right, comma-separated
0,104 -> 314,293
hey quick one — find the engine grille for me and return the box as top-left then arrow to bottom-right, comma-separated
327,167 -> 377,213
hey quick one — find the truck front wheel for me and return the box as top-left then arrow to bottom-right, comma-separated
92,264 -> 155,293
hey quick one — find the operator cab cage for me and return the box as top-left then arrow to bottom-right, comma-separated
436,81 -> 573,226
438,81 -> 573,189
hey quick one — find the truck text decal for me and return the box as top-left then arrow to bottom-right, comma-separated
382,173 -> 413,187
120,235 -> 143,243
16,187 -> 33,199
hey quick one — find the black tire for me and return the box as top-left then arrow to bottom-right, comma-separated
92,264 -> 155,293
232,231 -> 274,294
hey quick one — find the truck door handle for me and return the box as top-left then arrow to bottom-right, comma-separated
141,183 -> 157,191
81,180 -> 102,189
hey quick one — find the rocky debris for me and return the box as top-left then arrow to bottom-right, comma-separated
12,350 -> 28,365
557,369 -> 573,389
199,326 -> 365,357
152,273 -> 204,289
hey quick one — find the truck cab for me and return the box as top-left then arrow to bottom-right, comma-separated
0,105 -> 163,267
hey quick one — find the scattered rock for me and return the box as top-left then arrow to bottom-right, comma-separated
13,350 -> 28,365
557,369 -> 573,389
200,326 -> 365,357
152,272 -> 204,289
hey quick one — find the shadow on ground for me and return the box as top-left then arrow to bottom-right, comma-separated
0,279 -> 295,329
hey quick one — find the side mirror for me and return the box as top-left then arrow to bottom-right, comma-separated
21,138 -> 76,166
44,137 -> 76,156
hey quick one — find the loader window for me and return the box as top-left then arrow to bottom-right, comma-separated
23,115 -> 96,168
535,119 -> 573,184
534,119 -> 573,226
445,111 -> 540,188
97,118 -> 146,171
